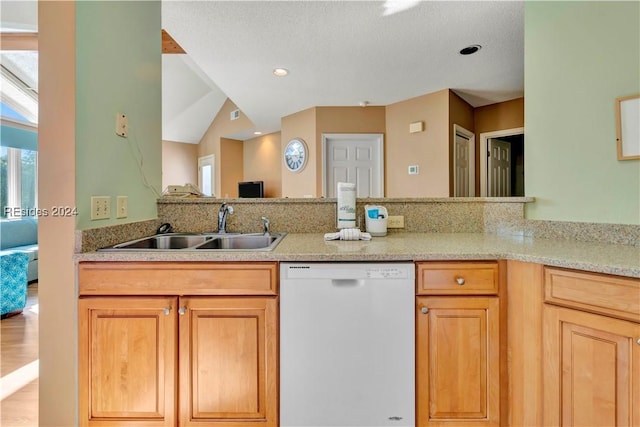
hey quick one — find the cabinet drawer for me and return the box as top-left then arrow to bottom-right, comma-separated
79,261 -> 278,296
544,267 -> 640,322
417,261 -> 499,295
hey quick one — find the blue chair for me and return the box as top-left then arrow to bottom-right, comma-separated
1,252 -> 30,317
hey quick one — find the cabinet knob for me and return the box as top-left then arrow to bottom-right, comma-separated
162,307 -> 171,316
421,307 -> 429,314
456,277 -> 465,286
637,338 -> 640,345
178,306 -> 187,315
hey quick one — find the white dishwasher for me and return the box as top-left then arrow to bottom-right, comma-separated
280,263 -> 415,427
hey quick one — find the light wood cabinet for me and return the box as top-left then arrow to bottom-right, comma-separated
416,261 -> 505,427
179,297 -> 277,426
542,267 -> 640,427
79,296 -> 177,427
78,262 -> 278,427
543,305 -> 640,427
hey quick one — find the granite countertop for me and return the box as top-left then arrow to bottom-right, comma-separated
75,233 -> 640,278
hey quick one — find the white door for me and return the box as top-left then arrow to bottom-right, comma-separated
454,134 -> 470,197
488,138 -> 511,197
197,154 -> 215,196
453,125 -> 475,197
322,133 -> 384,198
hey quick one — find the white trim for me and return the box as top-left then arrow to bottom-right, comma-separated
453,124 -> 475,197
321,133 -> 384,197
479,127 -> 524,196
1,117 -> 38,131
7,148 -> 21,216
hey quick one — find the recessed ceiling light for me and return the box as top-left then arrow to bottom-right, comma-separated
254,131 -> 263,135
459,45 -> 482,55
273,68 -> 289,77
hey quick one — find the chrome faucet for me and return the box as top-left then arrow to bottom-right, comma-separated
261,216 -> 270,236
217,203 -> 234,233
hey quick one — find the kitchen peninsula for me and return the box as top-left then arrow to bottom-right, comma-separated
75,197 -> 639,427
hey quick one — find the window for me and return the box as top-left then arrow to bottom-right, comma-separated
0,49 -> 39,218
1,146 -> 38,218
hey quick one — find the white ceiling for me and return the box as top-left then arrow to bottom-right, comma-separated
162,0 -> 524,142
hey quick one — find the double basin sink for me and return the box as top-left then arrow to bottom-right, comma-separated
99,232 -> 286,252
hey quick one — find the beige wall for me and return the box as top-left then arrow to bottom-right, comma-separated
281,107 -> 317,197
474,97 -> 524,194
243,132 -> 282,198
162,140 -> 198,189
385,89 -> 450,197
314,106 -> 386,195
449,91 -> 475,195
198,98 -> 253,197
220,137 -> 244,198
39,2 -> 77,425
475,97 -> 524,135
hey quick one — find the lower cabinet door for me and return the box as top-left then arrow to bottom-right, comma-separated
416,297 -> 500,427
543,305 -> 640,427
179,296 -> 278,427
78,296 -> 177,427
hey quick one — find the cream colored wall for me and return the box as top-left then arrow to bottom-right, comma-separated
162,140 -> 198,189
449,91 -> 475,195
314,106 -> 386,195
243,132 -> 282,198
220,137 -> 244,198
385,89 -> 450,197
198,98 -> 253,197
281,107 -> 317,197
39,2 -> 77,425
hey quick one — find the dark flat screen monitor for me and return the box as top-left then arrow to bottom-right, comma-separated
238,181 -> 264,198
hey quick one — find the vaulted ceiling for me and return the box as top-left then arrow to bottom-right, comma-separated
162,1 -> 524,142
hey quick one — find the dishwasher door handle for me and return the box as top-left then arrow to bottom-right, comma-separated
331,278 -> 364,287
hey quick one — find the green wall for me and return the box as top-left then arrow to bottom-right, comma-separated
525,1 -> 640,224
75,1 -> 161,230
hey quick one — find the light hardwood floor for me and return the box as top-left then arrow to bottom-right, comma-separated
1,283 -> 38,427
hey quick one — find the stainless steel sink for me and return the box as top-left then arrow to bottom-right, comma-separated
99,232 -> 285,251
109,234 -> 213,250
195,234 -> 280,250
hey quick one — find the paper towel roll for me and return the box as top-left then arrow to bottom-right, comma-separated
336,182 -> 356,229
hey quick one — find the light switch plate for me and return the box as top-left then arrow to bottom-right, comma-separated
116,196 -> 128,219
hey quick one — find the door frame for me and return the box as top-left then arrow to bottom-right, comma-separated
197,154 -> 215,197
479,127 -> 524,197
453,124 -> 475,197
321,133 -> 384,198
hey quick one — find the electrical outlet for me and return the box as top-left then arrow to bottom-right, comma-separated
387,215 -> 405,228
91,196 -> 111,220
116,196 -> 128,219
116,113 -> 128,138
